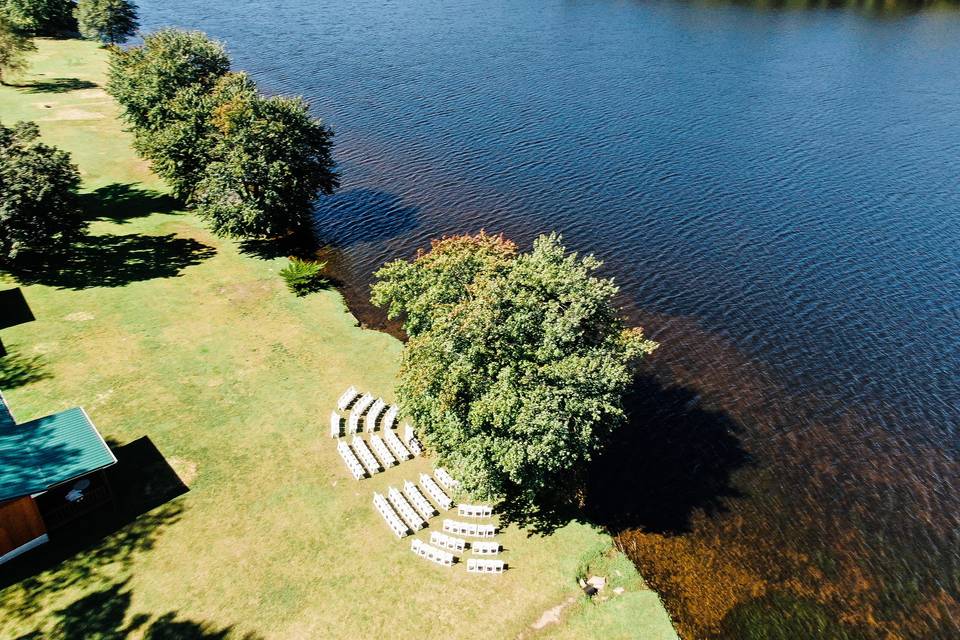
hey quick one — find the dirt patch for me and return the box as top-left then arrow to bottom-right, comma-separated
168,457 -> 199,486
64,311 -> 95,322
52,107 -> 106,121
530,595 -> 578,631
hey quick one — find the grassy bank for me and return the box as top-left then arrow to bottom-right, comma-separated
0,39 -> 677,639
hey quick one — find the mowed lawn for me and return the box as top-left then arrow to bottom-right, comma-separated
0,39 -> 678,640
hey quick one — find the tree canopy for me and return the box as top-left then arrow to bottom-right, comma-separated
76,0 -> 138,45
106,28 -> 230,131
0,0 -> 76,35
371,232 -> 658,512
192,91 -> 338,237
132,71 -> 257,200
106,28 -> 338,238
0,121 -> 85,262
0,13 -> 35,86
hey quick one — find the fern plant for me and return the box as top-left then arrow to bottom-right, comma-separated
280,257 -> 328,296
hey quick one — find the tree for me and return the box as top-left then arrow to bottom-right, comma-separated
75,0 -> 137,45
132,71 -> 256,200
0,121 -> 85,262
371,233 -> 658,512
0,0 -> 76,35
106,28 -> 230,131
192,92 -> 338,238
0,13 -> 35,86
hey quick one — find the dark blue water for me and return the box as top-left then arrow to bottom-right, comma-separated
137,1 -> 960,636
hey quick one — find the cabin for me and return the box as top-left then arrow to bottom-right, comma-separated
0,391 -> 116,565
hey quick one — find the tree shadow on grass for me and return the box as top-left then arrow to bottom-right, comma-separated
0,349 -> 51,390
17,78 -> 98,94
498,375 -> 751,536
80,183 -> 181,224
9,233 -> 215,290
1,437 -> 188,621
14,579 -> 263,640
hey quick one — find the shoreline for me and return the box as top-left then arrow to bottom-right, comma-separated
0,38 -> 679,639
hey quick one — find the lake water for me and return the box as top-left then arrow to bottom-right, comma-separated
137,1 -> 960,637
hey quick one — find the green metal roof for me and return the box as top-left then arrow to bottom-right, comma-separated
0,399 -> 116,502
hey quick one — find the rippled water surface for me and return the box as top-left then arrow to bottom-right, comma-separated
138,1 -> 960,636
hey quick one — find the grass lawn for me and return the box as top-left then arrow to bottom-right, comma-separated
0,39 -> 678,640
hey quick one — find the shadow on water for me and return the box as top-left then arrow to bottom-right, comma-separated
1,437 -> 188,620
584,375 -> 751,535
13,579 -> 263,640
16,78 -> 98,94
311,188 -> 420,249
9,233 -> 215,290
80,183 -> 181,224
497,373 -> 751,536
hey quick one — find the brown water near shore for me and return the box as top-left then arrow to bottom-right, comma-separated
138,0 -> 960,636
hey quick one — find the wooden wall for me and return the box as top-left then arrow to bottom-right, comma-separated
0,496 -> 47,558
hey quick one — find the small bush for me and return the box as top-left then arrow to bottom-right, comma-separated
279,257 -> 328,296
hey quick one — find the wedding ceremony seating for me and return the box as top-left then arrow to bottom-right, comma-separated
352,436 -> 381,475
466,558 -> 505,574
365,398 -> 386,432
388,486 -> 426,530
430,531 -> 466,552
370,435 -> 396,467
337,441 -> 364,480
381,405 -> 399,431
403,424 -> 423,456
458,504 -> 493,518
329,411 -> 341,438
384,429 -> 411,461
403,481 -> 436,520
337,386 -> 359,411
471,541 -> 500,555
420,474 -> 453,510
411,539 -> 454,567
442,519 -> 495,538
373,492 -> 408,538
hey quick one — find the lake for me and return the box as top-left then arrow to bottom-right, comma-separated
136,1 -> 960,637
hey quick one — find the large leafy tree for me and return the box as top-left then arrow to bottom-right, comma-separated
105,28 -> 230,131
0,0 -> 76,35
75,0 -> 138,45
0,121 -> 84,262
192,92 -> 338,237
0,13 -> 35,86
371,233 -> 658,511
132,71 -> 256,200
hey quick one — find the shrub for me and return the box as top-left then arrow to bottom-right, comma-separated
279,257 -> 328,296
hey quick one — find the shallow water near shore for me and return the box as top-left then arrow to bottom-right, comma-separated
136,1 -> 960,636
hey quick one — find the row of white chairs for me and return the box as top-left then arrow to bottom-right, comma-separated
411,539 -> 454,567
388,486 -> 427,530
370,435 -> 396,468
366,398 -> 386,432
373,492 -> 408,538
403,424 -> 423,456
443,519 -> 496,538
430,531 -> 466,552
384,429 -> 411,460
352,436 -> 381,475
420,474 -> 453,510
339,387 -> 402,433
337,441 -> 365,480
403,481 -> 436,520
467,558 -> 505,574
471,541 -> 501,555
337,386 -> 359,411
458,504 -> 492,518
434,467 -> 459,491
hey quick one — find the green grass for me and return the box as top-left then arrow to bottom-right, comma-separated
0,39 -> 678,640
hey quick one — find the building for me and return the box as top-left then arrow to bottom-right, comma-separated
0,391 -> 116,565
